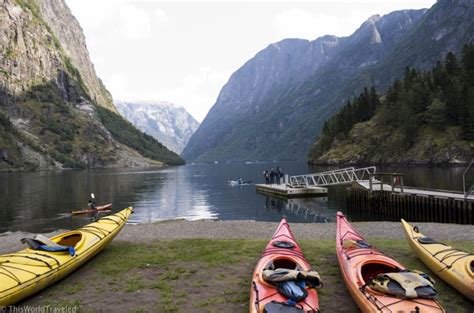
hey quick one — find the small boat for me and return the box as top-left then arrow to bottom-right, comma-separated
71,203 -> 113,215
336,212 -> 444,312
228,180 -> 252,186
250,219 -> 320,313
0,207 -> 133,306
401,219 -> 474,301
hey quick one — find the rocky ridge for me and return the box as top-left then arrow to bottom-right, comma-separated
182,9 -> 427,162
0,0 -> 182,170
115,101 -> 199,154
183,0 -> 474,164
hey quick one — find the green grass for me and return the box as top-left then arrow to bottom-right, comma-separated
22,239 -> 474,312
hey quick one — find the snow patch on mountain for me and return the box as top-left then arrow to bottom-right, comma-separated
115,101 -> 199,154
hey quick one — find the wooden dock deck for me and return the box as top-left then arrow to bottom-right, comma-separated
348,179 -> 473,224
354,180 -> 474,201
256,184 -> 327,198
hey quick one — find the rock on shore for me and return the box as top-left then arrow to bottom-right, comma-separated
1,220 -> 473,254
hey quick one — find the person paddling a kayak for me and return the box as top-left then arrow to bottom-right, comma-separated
88,193 -> 97,211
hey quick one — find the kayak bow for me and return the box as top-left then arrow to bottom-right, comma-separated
336,212 -> 444,312
250,219 -> 320,313
401,219 -> 474,301
0,207 -> 132,306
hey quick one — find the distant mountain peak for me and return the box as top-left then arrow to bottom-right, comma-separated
115,100 -> 199,154
367,14 -> 381,23
119,100 -> 183,109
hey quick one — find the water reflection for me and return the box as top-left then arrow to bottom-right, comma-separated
264,196 -> 332,223
0,162 -> 469,232
126,166 -> 216,223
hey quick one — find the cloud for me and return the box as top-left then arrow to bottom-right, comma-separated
66,0 -> 436,124
273,8 -> 369,40
111,67 -> 230,122
153,8 -> 170,24
67,0 -> 170,40
119,5 -> 153,39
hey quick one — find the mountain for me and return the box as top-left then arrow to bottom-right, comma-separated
0,0 -> 183,170
308,46 -> 474,165
115,101 -> 199,154
182,0 -> 474,163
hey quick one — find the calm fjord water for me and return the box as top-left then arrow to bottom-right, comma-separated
0,162 -> 468,233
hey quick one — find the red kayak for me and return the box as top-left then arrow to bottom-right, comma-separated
336,212 -> 444,312
71,203 -> 112,216
250,219 -> 321,313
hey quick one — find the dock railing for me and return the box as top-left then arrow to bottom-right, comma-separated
289,166 -> 376,187
368,172 -> 404,193
464,159 -> 474,200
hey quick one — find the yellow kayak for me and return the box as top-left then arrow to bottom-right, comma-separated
401,219 -> 474,301
0,207 -> 133,306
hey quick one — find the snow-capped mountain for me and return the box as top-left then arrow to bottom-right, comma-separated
115,101 -> 199,154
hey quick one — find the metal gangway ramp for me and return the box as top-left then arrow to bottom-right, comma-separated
289,166 -> 376,187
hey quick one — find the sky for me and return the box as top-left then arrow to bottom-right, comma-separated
65,0 -> 436,122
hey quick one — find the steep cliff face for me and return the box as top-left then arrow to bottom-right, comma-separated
115,101 -> 199,154
0,0 -> 183,170
182,9 -> 427,162
36,0 -> 115,112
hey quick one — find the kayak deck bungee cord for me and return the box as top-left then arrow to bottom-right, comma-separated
336,212 -> 444,312
401,219 -> 474,301
0,207 -> 132,307
250,219 -> 321,313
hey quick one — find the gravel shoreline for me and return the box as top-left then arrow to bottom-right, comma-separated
1,220 -> 473,254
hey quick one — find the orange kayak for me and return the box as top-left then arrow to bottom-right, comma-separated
336,212 -> 444,312
250,219 -> 320,313
71,203 -> 112,215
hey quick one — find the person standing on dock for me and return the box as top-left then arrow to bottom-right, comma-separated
263,170 -> 270,184
270,168 -> 276,184
276,167 -> 282,185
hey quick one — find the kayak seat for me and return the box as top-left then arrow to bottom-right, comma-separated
266,258 -> 301,271
263,301 -> 304,313
56,233 -> 83,247
417,236 -> 441,245
361,262 -> 399,283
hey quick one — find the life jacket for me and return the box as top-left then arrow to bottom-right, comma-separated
21,234 -> 76,256
263,269 -> 322,287
368,270 -> 437,299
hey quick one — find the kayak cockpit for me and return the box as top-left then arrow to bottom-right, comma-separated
265,257 -> 302,271
52,232 -> 84,249
360,261 -> 399,284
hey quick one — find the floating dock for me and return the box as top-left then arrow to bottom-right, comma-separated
256,184 -> 327,198
353,180 -> 474,201
348,179 -> 473,225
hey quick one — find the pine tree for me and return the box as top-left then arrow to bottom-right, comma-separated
426,98 -> 447,129
461,87 -> 474,140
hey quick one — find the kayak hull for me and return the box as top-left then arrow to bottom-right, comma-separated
336,212 -> 444,312
249,219 -> 319,313
401,219 -> 474,301
0,207 -> 132,306
71,203 -> 113,215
